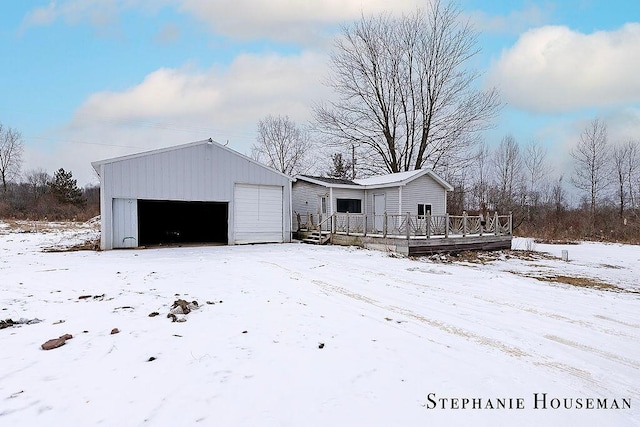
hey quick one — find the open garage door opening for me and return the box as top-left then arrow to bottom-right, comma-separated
138,200 -> 228,246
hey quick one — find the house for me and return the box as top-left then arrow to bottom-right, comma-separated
292,169 -> 454,232
92,139 -> 293,250
292,169 -> 512,255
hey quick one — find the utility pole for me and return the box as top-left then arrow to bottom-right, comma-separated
351,144 -> 356,180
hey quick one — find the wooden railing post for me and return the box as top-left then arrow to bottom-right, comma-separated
383,212 -> 388,238
405,212 -> 411,240
462,211 -> 467,237
445,213 -> 450,238
363,214 -> 367,237
494,212 -> 499,235
509,211 -> 513,235
426,212 -> 431,238
346,212 -> 350,236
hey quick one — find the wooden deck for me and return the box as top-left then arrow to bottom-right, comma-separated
331,233 -> 512,256
295,212 -> 512,255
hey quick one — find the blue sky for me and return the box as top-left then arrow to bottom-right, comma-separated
1,0 -> 639,186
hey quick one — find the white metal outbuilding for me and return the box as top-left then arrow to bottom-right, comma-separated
92,139 -> 293,250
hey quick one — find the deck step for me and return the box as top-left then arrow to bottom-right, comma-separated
302,231 -> 331,245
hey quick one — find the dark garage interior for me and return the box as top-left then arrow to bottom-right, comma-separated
138,200 -> 228,246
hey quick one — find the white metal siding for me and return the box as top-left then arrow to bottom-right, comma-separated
234,184 -> 283,244
112,198 -> 138,248
97,142 -> 292,248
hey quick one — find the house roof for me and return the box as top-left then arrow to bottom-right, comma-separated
91,138 -> 294,181
298,175 -> 358,185
354,169 -> 425,186
295,169 -> 453,191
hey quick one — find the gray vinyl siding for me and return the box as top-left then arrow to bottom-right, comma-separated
332,188 -> 365,213
401,175 -> 446,215
98,142 -> 291,249
292,181 -> 326,217
365,187 -> 400,216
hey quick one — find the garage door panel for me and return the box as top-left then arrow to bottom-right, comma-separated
234,184 -> 283,244
112,198 -> 138,248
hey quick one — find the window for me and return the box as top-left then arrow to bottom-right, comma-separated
418,204 -> 432,218
336,198 -> 362,213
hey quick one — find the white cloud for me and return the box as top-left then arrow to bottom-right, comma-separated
464,4 -> 551,35
488,24 -> 640,113
21,0 -> 172,30
24,51 -> 331,185
22,1 -> 58,27
22,0 -> 423,43
178,0 -> 422,43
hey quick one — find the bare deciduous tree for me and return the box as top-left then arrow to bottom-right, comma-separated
493,135 -> 523,211
523,141 -> 551,200
624,140 -> 639,210
0,122 -> 24,194
314,0 -> 500,175
251,115 -> 313,176
469,140 -> 492,210
24,168 -> 51,203
571,118 -> 609,221
612,140 -> 639,217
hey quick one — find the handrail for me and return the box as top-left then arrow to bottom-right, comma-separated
298,211 -> 512,239
317,213 -> 334,233
330,212 -> 512,239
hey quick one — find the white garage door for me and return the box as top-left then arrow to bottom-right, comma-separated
234,184 -> 283,244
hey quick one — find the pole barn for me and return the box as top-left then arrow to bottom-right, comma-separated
92,139 -> 293,250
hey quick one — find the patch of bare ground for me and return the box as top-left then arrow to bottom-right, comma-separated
1,219 -> 99,234
517,274 -> 639,294
424,249 -> 556,264
42,238 -> 100,252
533,239 -> 580,245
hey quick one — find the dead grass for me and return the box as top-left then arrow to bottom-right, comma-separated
518,274 -> 638,294
533,238 -> 580,245
0,219 -> 98,234
42,238 -> 100,252
424,249 -> 557,265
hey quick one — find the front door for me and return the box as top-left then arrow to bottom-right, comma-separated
319,195 -> 328,230
373,194 -> 385,232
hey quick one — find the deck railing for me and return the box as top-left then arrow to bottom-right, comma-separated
296,211 -> 512,239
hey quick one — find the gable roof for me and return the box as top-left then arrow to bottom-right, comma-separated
298,175 -> 357,185
295,169 -> 453,191
91,138 -> 294,181
354,169 -> 425,186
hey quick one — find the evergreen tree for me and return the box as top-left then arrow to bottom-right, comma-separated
327,153 -> 352,179
49,168 -> 86,206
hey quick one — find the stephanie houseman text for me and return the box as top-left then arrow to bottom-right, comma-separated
425,393 -> 631,410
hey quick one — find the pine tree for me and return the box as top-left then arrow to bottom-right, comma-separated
49,168 -> 86,206
327,153 -> 352,179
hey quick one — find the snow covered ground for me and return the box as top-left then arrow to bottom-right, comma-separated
1,222 -> 639,426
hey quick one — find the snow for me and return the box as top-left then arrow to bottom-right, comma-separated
1,223 -> 639,426
354,169 -> 424,186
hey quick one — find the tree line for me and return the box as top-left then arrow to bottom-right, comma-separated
0,123 -> 98,220
444,121 -> 640,243
249,1 -> 640,243
3,0 -> 639,242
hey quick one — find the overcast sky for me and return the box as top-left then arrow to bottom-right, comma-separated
2,0 -> 640,186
